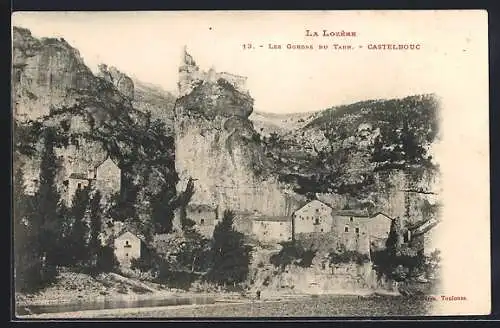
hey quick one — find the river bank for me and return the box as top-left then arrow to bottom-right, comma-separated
17,293 -> 432,319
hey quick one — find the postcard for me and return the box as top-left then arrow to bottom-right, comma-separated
12,10 -> 490,318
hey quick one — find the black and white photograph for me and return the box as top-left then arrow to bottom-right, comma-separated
12,11 -> 490,318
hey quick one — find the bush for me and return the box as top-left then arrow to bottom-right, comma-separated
95,246 -> 119,273
329,246 -> 370,266
205,210 -> 252,286
270,241 -> 317,269
16,261 -> 58,293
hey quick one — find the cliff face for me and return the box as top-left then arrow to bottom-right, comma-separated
13,27 -> 177,217
132,79 -> 177,133
12,27 -> 100,122
174,51 -> 302,220
97,64 -> 135,100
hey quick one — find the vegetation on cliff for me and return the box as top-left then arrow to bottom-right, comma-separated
262,95 -> 439,196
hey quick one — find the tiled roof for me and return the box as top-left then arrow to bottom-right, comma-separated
253,216 -> 291,222
186,204 -> 217,212
334,210 -> 370,218
69,173 -> 88,180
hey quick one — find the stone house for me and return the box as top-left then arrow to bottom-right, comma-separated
186,203 -> 219,238
331,209 -> 371,254
331,210 -> 393,254
292,200 -> 334,234
367,212 -> 394,246
252,216 -> 293,243
114,231 -> 145,268
66,156 -> 121,205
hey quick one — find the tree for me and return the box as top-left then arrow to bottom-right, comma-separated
270,241 -> 316,270
151,181 -> 177,234
206,210 -> 252,286
88,190 -> 103,270
68,185 -> 90,266
34,128 -> 64,266
13,164 -> 42,292
386,216 -> 403,257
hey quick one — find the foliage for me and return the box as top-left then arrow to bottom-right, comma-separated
266,95 -> 439,196
270,241 -> 317,269
177,228 -> 212,273
88,190 -> 103,269
95,245 -> 120,273
371,217 -> 435,282
31,128 -> 66,266
328,245 -> 370,266
14,155 -> 61,292
151,181 -> 177,234
205,210 -> 252,286
67,185 -> 91,266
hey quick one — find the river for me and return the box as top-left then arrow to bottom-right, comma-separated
17,294 -> 434,318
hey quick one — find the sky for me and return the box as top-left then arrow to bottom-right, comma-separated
12,11 -> 482,113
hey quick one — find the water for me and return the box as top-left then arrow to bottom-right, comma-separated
17,296 -> 216,315
17,295 -> 433,317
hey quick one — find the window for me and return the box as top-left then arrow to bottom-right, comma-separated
15,70 -> 21,83
350,217 -> 353,222
355,227 -> 360,234
404,231 -> 411,242
200,219 -> 205,225
344,226 -> 349,233
126,253 -> 129,257
124,240 -> 131,248
280,222 -> 283,226
198,209 -> 202,213
77,183 -> 82,189
320,228 -> 324,232
315,218 -> 320,225
316,209 -> 319,212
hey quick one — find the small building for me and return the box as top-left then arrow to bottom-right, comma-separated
367,212 -> 393,241
114,231 -> 145,268
93,157 -> 121,198
67,173 -> 91,203
65,157 -> 121,206
252,216 -> 292,243
332,210 -> 371,254
292,200 -> 334,234
331,210 -> 393,254
186,203 -> 218,237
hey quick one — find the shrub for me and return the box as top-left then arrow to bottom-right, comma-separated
328,247 -> 370,266
205,210 -> 252,286
270,241 -> 317,269
96,246 -> 119,273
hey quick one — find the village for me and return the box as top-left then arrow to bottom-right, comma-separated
21,144 -> 436,273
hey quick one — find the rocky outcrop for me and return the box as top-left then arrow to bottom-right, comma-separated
174,50 -> 301,225
132,79 -> 177,132
12,27 -> 100,122
13,27 -> 177,214
97,64 -> 134,100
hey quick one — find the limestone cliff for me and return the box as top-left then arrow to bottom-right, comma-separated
97,64 -> 135,100
12,27 -> 101,122
174,50 -> 302,224
13,27 -> 177,221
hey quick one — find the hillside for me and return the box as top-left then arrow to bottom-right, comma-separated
248,110 -> 318,137
132,78 -> 177,133
12,26 -> 178,234
260,95 -> 440,222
